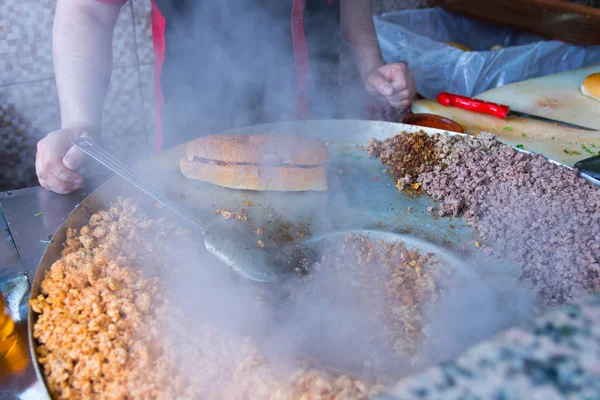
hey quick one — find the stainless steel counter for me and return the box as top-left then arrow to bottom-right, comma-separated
0,176 -> 108,399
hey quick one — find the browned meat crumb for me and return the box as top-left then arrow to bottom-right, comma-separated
236,208 -> 249,221
215,208 -> 248,221
367,131 -> 444,194
221,209 -> 233,219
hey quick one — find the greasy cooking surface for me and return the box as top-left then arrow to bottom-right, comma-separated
138,122 -> 477,253
29,120 -> 563,398
30,199 -> 454,399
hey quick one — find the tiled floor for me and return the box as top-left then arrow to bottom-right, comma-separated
0,0 -> 427,191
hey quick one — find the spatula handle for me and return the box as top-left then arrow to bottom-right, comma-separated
72,138 -> 205,232
437,92 -> 510,119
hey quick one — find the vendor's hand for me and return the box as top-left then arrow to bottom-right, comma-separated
364,62 -> 416,110
35,129 -> 91,194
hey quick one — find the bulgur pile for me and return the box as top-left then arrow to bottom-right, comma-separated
367,131 -> 600,305
33,198 -> 448,399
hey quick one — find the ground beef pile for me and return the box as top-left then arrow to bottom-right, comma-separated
30,198 -> 393,400
367,131 -> 444,193
367,132 -> 600,306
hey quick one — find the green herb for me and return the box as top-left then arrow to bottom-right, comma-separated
559,326 -> 576,336
572,150 -> 581,155
502,126 -> 513,131
582,144 -> 594,155
563,149 -> 570,154
4,228 -> 8,232
521,133 -> 527,137
516,144 -> 524,149
551,136 -> 556,140
34,212 -> 43,217
591,144 -> 597,148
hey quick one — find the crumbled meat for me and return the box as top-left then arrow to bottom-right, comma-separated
31,199 -> 388,400
215,208 -> 248,221
221,210 -> 233,219
236,208 -> 249,221
369,131 -> 600,306
367,131 -> 444,193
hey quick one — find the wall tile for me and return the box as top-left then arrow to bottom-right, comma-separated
139,63 -> 156,150
0,79 -> 61,190
131,0 -> 155,65
0,65 -> 151,190
102,67 -> 152,162
0,0 -> 55,86
0,0 -> 137,86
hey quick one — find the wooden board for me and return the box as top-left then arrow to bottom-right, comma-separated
431,0 -> 600,45
476,65 -> 600,131
412,65 -> 600,166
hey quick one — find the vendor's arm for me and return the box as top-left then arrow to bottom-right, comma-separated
35,0 -> 121,194
340,0 -> 416,109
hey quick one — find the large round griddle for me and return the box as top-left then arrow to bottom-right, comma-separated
27,119 -> 597,398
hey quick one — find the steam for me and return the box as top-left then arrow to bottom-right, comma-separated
157,1 -> 345,148
414,255 -> 533,368
121,2 -> 539,395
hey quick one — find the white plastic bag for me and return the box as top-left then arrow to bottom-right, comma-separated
374,8 -> 600,99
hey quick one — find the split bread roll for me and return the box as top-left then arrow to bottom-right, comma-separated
581,73 -> 600,102
180,134 -> 329,191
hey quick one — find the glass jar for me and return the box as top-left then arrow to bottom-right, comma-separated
0,291 -> 28,381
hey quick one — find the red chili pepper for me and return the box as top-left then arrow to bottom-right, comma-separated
437,92 -> 510,119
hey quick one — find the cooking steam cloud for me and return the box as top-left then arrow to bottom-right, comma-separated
130,1 -> 536,394
158,0 -> 359,147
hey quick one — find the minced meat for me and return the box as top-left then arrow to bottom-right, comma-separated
369,131 -> 600,306
367,131 -> 444,193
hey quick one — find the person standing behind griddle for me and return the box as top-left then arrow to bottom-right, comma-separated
36,0 -> 416,194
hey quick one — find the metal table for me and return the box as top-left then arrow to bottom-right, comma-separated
0,176 -> 108,399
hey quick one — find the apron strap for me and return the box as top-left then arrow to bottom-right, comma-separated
291,0 -> 309,120
151,0 -> 166,153
152,1 -> 335,150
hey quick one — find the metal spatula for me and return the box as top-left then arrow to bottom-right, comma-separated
575,154 -> 600,181
72,138 -> 282,282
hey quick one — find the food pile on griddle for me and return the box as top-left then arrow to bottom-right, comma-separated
367,131 -> 443,194
283,235 -> 451,371
30,198 -> 452,400
367,131 -> 600,306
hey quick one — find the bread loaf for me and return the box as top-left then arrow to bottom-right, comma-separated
180,134 -> 329,191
